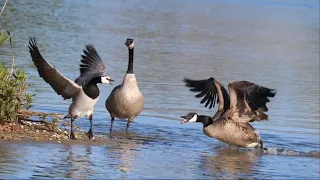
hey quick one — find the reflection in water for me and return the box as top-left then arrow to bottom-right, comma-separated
107,131 -> 142,175
0,143 -> 21,176
201,148 -> 260,179
64,145 -> 93,179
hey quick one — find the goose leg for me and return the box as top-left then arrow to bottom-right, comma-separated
109,117 -> 115,132
260,140 -> 267,152
70,117 -> 76,140
86,114 -> 94,139
125,117 -> 134,132
125,121 -> 131,132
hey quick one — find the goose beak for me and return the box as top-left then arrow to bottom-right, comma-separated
107,78 -> 114,85
180,116 -> 188,124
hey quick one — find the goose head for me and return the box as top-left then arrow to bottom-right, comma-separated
180,112 -> 199,124
100,76 -> 114,84
88,76 -> 114,85
125,38 -> 134,49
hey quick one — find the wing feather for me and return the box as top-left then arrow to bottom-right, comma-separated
75,45 -> 107,86
28,37 -> 79,100
228,81 -> 276,123
183,77 -> 230,116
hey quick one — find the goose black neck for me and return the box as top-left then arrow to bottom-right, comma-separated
83,83 -> 100,99
126,48 -> 134,74
198,115 -> 214,127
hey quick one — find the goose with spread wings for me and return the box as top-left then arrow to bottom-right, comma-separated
28,37 -> 113,140
180,77 -> 276,149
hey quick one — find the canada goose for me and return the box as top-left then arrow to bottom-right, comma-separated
28,37 -> 113,140
180,77 -> 276,149
105,38 -> 144,132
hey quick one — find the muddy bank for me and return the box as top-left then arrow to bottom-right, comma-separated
0,122 -> 106,145
0,110 -> 127,146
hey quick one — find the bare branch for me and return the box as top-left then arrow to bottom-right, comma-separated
10,56 -> 15,76
0,0 -> 9,17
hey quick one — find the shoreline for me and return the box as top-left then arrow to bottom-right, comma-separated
0,110 -> 125,146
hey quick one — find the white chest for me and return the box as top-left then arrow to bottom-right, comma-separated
69,88 -> 99,117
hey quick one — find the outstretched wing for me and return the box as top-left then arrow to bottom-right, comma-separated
183,77 -> 230,113
228,81 -> 276,123
75,45 -> 106,86
28,37 -> 80,100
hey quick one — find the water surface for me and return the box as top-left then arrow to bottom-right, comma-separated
0,0 -> 319,179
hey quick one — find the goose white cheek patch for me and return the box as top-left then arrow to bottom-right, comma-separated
128,42 -> 134,49
101,76 -> 111,84
188,114 -> 198,122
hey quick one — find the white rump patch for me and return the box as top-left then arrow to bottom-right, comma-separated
247,142 -> 259,148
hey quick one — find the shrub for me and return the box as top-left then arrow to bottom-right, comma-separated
0,63 -> 34,122
0,0 -> 33,123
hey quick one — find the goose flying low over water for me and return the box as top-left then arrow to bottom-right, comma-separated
105,38 -> 144,132
181,77 -> 276,149
28,37 -> 113,140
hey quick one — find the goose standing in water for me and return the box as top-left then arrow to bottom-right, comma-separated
28,37 -> 113,140
105,38 -> 144,132
180,77 -> 276,149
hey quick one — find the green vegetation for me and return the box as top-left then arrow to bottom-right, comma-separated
0,0 -> 12,47
0,64 -> 34,122
0,29 -> 11,46
0,0 -> 34,123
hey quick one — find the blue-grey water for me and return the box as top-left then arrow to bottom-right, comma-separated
0,0 -> 319,179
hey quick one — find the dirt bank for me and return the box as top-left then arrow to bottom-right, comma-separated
0,110 -> 120,146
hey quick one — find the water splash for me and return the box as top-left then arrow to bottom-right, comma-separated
215,144 -> 320,158
264,147 -> 320,158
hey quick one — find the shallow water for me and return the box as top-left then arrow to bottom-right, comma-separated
1,0 -> 319,179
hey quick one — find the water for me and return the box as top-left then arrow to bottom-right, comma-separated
0,0 -> 319,179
